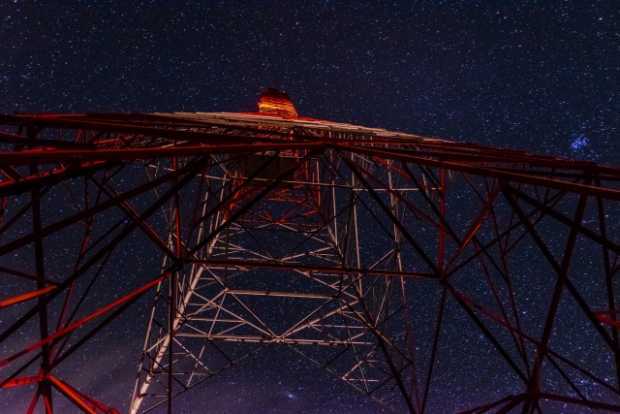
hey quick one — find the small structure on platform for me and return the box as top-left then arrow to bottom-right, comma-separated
257,88 -> 299,118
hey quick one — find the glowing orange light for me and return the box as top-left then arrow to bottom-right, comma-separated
257,88 -> 298,118
0,374 -> 43,389
0,285 -> 57,309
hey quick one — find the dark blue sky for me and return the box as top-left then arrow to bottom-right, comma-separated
1,1 -> 619,413
2,1 -> 618,161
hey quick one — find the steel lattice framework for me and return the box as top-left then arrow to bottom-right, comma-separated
0,93 -> 619,413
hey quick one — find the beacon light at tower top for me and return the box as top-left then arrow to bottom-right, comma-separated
149,87 -> 449,145
257,87 -> 299,118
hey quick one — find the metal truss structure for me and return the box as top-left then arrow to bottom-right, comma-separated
0,92 -> 619,413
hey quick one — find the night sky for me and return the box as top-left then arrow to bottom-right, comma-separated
1,1 -> 620,413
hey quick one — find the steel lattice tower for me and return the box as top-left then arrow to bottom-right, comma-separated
0,89 -> 619,413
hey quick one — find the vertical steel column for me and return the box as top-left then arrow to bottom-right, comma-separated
168,156 -> 181,414
30,126 -> 54,413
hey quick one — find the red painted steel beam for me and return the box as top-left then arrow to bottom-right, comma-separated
342,154 -> 439,275
504,188 -> 617,351
0,131 -> 95,149
524,193 -> 587,409
509,184 -> 620,254
595,188 -> 620,387
0,374 -> 43,389
0,286 -> 57,309
596,312 -> 620,329
30,160 -> 54,414
338,144 -> 620,200
43,153 -> 315,400
89,176 -> 178,260
0,142 -> 327,165
0,271 -> 171,369
446,283 -> 529,383
12,152 -> 309,383
447,284 -> 620,397
47,374 -> 120,414
3,112 -> 620,177
420,288 -> 447,413
0,157 -> 208,365
46,374 -> 96,414
0,157 -> 204,258
0,161 -> 112,197
445,189 -> 567,278
0,113 -> 299,142
0,113 -> 618,413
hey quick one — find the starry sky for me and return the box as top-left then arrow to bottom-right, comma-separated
1,1 -> 619,413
